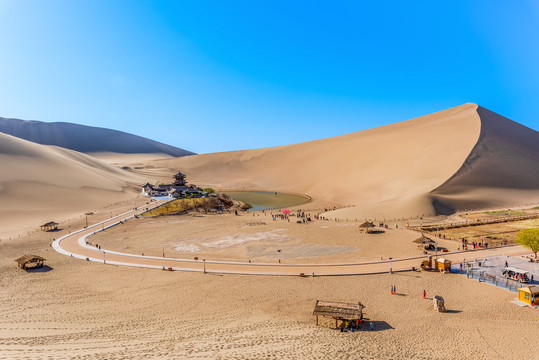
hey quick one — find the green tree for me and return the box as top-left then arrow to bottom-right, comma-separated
203,187 -> 215,194
516,228 -> 539,259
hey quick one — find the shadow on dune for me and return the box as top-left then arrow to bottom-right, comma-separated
431,105 -> 539,213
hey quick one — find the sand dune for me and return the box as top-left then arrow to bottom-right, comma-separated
0,116 -> 195,156
430,106 -> 539,212
0,133 -> 145,239
154,103 -> 539,219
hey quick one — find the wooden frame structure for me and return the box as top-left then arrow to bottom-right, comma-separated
15,255 -> 46,270
40,221 -> 58,232
313,300 -> 364,328
358,221 -> 375,233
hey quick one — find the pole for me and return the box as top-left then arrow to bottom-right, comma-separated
203,259 -> 206,274
278,250 -> 281,263
162,245 -> 165,257
86,215 -> 88,228
389,257 -> 393,274
104,251 -> 106,264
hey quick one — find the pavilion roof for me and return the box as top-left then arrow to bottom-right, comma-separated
313,300 -> 364,320
15,255 -> 46,267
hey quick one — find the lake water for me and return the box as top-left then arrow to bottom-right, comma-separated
225,191 -> 310,211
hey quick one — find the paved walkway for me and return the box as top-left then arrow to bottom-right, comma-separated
53,202 -> 531,276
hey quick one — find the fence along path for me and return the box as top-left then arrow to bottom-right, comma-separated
53,201 -> 532,276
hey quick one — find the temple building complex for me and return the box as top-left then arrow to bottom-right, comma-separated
142,171 -> 206,198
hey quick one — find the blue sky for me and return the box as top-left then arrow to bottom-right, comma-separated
0,1 -> 538,153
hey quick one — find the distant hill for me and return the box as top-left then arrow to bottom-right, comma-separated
0,117 -> 195,157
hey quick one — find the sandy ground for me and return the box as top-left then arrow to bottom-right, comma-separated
93,212 -> 453,264
2,197 -> 538,359
1,103 -> 538,358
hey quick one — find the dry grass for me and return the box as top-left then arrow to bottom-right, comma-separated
142,198 -> 206,216
432,219 -> 539,245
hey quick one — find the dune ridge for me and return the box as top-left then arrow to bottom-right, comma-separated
0,116 -> 195,157
155,103 -> 538,219
430,105 -> 539,213
0,133 -> 144,238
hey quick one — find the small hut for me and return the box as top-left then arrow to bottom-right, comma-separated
40,221 -> 58,232
358,221 -> 375,233
15,255 -> 45,270
313,300 -> 364,328
435,258 -> 452,272
518,286 -> 539,306
413,234 -> 435,244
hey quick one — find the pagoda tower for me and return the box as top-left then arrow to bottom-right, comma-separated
173,171 -> 187,186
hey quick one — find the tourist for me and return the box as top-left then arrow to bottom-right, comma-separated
394,285 -> 397,294
505,261 -> 508,267
369,322 -> 374,331
423,290 -> 426,299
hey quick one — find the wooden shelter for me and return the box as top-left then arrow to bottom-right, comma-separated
40,221 -> 58,232
15,255 -> 45,270
518,285 -> 539,306
435,258 -> 452,272
413,234 -> 435,244
358,221 -> 375,233
313,300 -> 364,328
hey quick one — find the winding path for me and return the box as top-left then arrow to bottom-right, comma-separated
53,201 -> 529,276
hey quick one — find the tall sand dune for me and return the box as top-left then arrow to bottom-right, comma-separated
430,106 -> 539,212
0,133 -> 144,238
0,116 -> 195,157
156,103 -> 539,219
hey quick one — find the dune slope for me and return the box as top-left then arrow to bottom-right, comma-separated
0,133 -> 144,238
0,116 -> 195,157
157,103 -> 515,218
430,106 -> 539,212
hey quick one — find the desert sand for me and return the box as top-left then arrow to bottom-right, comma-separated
1,103 -> 538,359
0,116 -> 195,157
154,103 -> 539,220
0,133 -> 145,239
1,199 -> 537,359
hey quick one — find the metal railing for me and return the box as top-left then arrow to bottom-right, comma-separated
453,265 -> 528,293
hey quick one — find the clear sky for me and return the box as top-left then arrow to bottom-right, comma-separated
0,1 -> 538,154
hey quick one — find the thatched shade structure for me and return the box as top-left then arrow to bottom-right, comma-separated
40,221 -> 58,232
413,235 -> 435,244
313,300 -> 365,327
15,255 -> 45,270
358,221 -> 375,233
